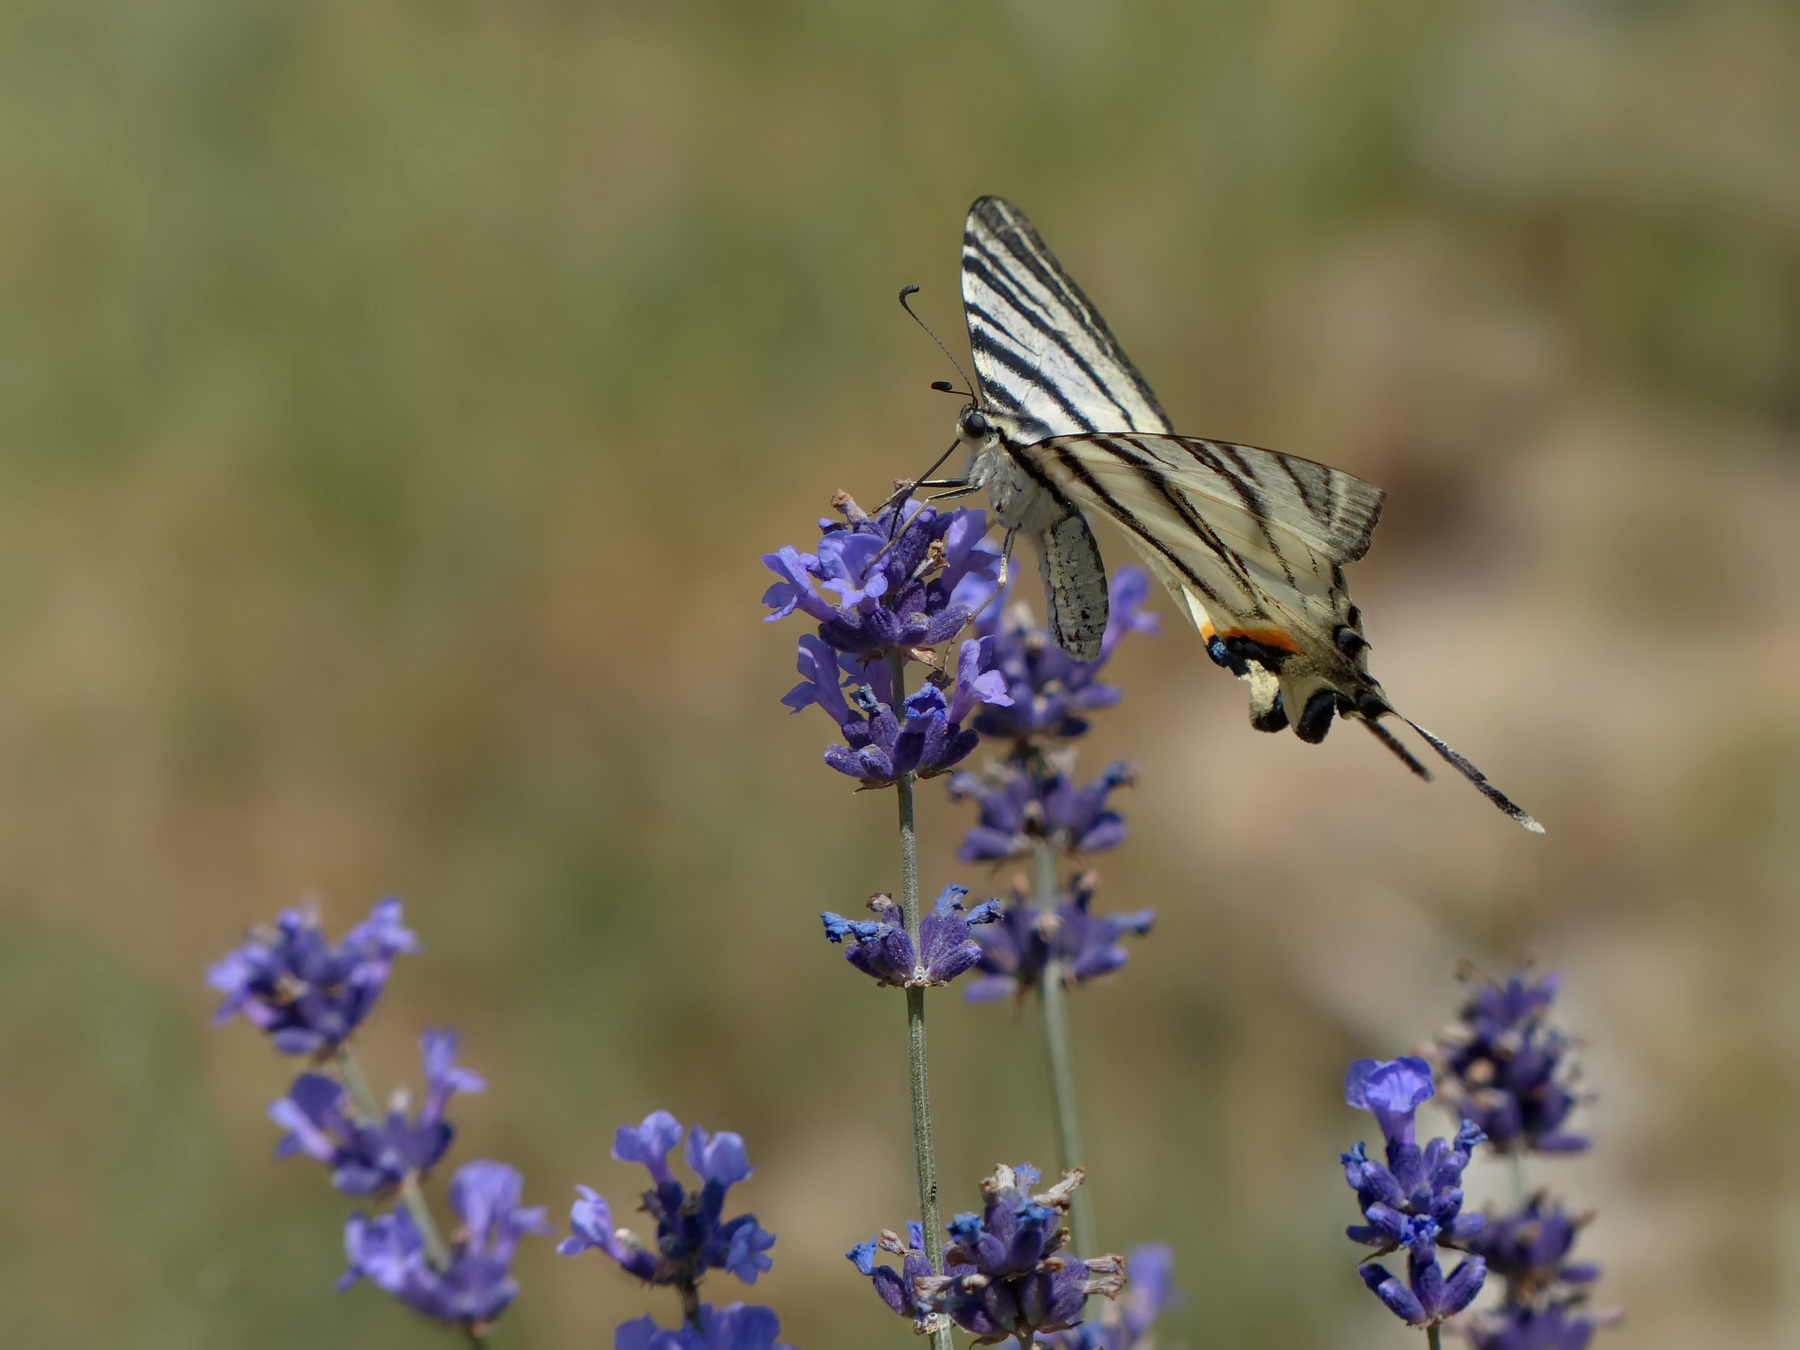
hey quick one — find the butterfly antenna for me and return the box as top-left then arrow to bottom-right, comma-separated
1392,714 -> 1545,834
899,285 -> 978,403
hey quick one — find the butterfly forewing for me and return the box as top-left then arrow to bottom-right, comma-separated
962,196 -> 1172,441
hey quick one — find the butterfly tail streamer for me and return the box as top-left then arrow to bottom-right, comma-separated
1391,714 -> 1545,834
1360,717 -> 1433,782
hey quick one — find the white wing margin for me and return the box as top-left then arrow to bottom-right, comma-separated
961,196 -> 1172,443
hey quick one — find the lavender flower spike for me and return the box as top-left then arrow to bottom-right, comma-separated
1357,1216 -> 1487,1328
950,759 -> 1136,863
964,872 -> 1154,1003
761,495 -> 1001,662
918,1163 -> 1125,1345
1043,1242 -> 1178,1350
561,1112 -> 776,1290
615,1302 -> 797,1350
971,567 -> 1159,743
1466,1301 -> 1621,1350
847,1222 -> 942,1333
1433,964 -> 1589,1155
1464,1193 -> 1602,1302
269,1029 -> 484,1194
208,897 -> 418,1055
339,1159 -> 550,1332
1343,1055 -> 1487,1256
807,640 -> 1011,790
821,886 -> 1001,988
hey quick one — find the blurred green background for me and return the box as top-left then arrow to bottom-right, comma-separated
2,0 -> 1797,1346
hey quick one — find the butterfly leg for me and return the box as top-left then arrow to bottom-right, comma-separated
961,528 -> 1015,630
925,482 -> 980,503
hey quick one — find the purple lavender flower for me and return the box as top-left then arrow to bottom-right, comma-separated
863,1163 -> 1123,1346
339,1159 -> 550,1332
1465,1301 -> 1620,1350
1342,1058 -> 1487,1255
614,1303 -> 797,1350
207,898 -> 418,1056
847,1222 -> 945,1333
1043,1242 -> 1177,1350
1347,1056 -> 1438,1150
1434,965 -> 1588,1155
1465,1194 -> 1602,1304
950,759 -> 1135,862
783,634 -> 1012,789
560,1111 -> 776,1292
762,494 -> 1001,661
964,873 -> 1154,1003
270,1030 -> 484,1194
1356,1216 -> 1487,1329
821,885 -> 1002,988
970,569 -> 1158,743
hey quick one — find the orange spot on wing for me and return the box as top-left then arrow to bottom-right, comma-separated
1217,627 -> 1301,654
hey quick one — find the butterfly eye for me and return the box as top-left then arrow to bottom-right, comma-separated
960,409 -> 991,440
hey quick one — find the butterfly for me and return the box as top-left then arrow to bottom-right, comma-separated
935,195 -> 1542,832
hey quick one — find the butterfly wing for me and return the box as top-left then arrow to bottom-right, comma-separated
1021,431 -> 1543,832
1023,432 -> 1381,719
963,196 -> 1177,658
961,195 -> 1173,442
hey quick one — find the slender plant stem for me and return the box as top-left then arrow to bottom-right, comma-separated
889,652 -> 955,1350
1032,841 -> 1098,1260
1510,1150 -> 1528,1209
1427,1324 -> 1443,1350
334,1046 -> 454,1275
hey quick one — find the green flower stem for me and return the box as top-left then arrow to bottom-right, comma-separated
1427,1324 -> 1444,1350
1510,1150 -> 1527,1209
1032,841 -> 1098,1261
889,651 -> 956,1350
334,1046 -> 454,1274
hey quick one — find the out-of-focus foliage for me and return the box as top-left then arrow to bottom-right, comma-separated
0,1 -> 1795,1347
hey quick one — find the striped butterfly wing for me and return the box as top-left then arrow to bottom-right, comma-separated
1025,431 -> 1544,833
962,195 -> 1170,659
961,195 -> 1172,441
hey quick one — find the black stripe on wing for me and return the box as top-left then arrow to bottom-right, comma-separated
1045,431 -> 1386,571
1023,440 -> 1252,619
962,196 -> 1172,438
962,256 -> 1137,431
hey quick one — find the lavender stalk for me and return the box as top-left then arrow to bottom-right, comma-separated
1033,839 -> 1097,1262
889,651 -> 956,1350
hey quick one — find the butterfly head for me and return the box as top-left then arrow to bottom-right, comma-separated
957,404 -> 995,447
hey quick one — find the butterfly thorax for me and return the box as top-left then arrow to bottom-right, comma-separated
958,406 -> 1065,536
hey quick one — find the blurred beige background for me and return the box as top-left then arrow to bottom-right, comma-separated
1,1 -> 1796,1346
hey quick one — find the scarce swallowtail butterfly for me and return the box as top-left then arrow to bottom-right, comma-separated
943,195 -> 1542,832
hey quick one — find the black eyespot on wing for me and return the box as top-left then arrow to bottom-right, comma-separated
1296,689 -> 1337,743
1334,627 -> 1369,657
